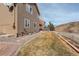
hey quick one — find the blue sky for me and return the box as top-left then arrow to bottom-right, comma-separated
38,3 -> 79,26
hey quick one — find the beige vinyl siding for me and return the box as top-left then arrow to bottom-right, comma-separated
0,4 -> 17,35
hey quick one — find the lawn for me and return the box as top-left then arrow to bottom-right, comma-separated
17,31 -> 78,56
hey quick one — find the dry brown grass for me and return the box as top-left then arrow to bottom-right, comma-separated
55,21 -> 79,33
17,31 -> 78,56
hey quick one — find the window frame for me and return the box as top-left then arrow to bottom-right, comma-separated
26,4 -> 33,14
24,18 -> 30,28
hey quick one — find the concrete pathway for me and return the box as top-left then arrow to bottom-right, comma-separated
0,32 -> 42,56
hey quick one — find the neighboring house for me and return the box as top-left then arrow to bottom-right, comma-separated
38,18 -> 45,31
0,3 -> 44,37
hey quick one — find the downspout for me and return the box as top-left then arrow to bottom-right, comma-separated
13,4 -> 16,29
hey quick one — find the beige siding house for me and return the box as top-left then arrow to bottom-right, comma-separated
38,18 -> 45,31
0,3 -> 44,37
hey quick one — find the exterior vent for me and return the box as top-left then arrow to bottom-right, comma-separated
9,6 -> 14,12
3,3 -> 17,12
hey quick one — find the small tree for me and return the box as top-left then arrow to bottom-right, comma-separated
44,25 -> 48,31
48,22 -> 55,31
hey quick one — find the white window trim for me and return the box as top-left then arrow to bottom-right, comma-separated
26,4 -> 33,14
24,18 -> 30,28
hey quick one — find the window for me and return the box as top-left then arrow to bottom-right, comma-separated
26,4 -> 33,14
34,23 -> 36,28
30,6 -> 33,14
24,18 -> 30,28
25,20 -> 28,27
32,22 -> 36,28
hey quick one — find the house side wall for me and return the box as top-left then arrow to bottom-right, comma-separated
17,3 -> 40,35
0,4 -> 17,36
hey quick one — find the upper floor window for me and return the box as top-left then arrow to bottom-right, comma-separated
26,4 -> 33,14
